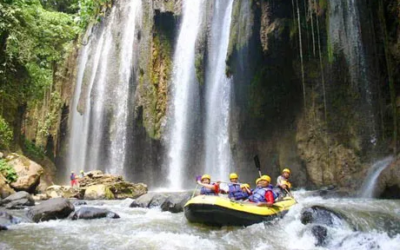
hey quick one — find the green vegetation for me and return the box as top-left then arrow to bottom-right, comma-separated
0,159 -> 18,183
0,116 -> 13,149
0,0 -> 110,149
23,138 -> 46,160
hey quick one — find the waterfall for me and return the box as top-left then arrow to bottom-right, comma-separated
204,0 -> 234,181
66,31 -> 92,176
67,1 -> 142,180
108,0 -> 142,175
359,156 -> 393,198
167,0 -> 205,189
328,0 -> 377,146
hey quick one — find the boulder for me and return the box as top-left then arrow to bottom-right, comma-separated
0,211 -> 21,227
46,185 -> 79,199
301,206 -> 344,226
0,225 -> 6,231
377,158 -> 400,199
0,191 -> 34,209
311,225 -> 328,246
26,198 -> 74,223
130,193 -> 168,208
69,207 -> 119,220
0,174 -> 15,199
6,153 -> 44,193
84,185 -> 114,200
79,171 -> 147,199
5,198 -> 35,209
160,192 -> 192,213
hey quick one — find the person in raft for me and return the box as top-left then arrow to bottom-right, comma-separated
227,173 -> 244,200
277,168 -> 292,190
234,183 -> 252,200
197,174 -> 220,195
70,171 -> 78,188
248,175 -> 278,207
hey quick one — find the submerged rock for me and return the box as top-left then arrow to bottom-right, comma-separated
6,153 -> 44,193
84,184 -> 114,200
0,225 -> 6,231
301,206 -> 344,226
0,211 -> 21,227
311,225 -> 328,246
73,201 -> 87,206
160,192 -> 191,213
69,207 -> 119,220
26,198 -> 74,223
0,191 -> 35,209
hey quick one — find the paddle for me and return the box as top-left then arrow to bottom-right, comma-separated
253,155 -> 262,177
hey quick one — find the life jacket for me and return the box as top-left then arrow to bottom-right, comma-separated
228,183 -> 242,198
200,184 -> 217,195
70,174 -> 75,181
248,185 -> 278,203
233,191 -> 249,200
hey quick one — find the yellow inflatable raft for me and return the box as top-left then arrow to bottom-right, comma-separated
184,195 -> 296,226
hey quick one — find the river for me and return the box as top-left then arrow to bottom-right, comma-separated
1,191 -> 400,250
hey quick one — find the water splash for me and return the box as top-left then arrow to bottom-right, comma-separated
204,0 -> 234,181
359,156 -> 393,198
167,0 -> 205,189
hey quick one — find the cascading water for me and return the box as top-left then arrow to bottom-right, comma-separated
108,0 -> 142,175
204,0 -> 234,180
359,156 -> 393,198
67,21 -> 108,176
167,0 -> 205,189
328,0 -> 377,145
67,1 -> 142,179
66,32 -> 92,176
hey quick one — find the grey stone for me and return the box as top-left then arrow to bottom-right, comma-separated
1,191 -> 34,207
301,206 -> 344,226
69,207 -> 119,220
160,192 -> 192,213
312,225 -> 328,246
26,198 -> 74,223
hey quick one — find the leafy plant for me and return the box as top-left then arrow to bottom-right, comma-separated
0,116 -> 13,149
0,159 -> 18,183
23,139 -> 46,160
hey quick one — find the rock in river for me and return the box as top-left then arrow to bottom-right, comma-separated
26,198 -> 74,223
301,206 -> 344,226
0,191 -> 35,209
69,207 -> 120,220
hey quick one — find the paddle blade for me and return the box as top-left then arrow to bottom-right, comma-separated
253,155 -> 261,170
195,175 -> 202,182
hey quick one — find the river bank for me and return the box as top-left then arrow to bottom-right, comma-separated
1,191 -> 400,250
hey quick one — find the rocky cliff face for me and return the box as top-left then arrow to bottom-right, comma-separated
18,0 -> 400,192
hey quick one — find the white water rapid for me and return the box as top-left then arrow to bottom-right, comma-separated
167,0 -> 205,189
359,156 -> 394,198
204,0 -> 234,181
2,191 -> 400,250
